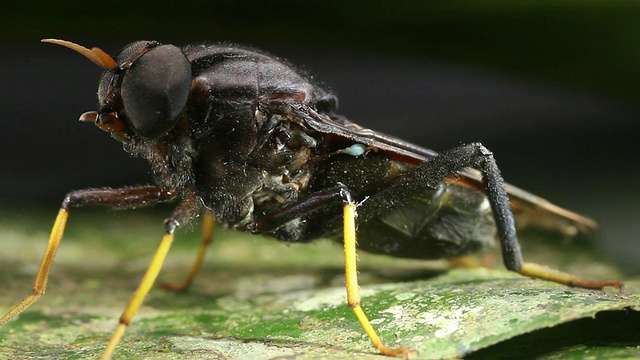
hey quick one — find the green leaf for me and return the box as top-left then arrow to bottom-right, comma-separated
0,209 -> 638,359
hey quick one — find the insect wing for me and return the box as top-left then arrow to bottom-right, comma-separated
299,106 -> 596,235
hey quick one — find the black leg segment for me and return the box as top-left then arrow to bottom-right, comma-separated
440,143 -> 522,271
247,186 -> 351,234
355,142 -> 523,271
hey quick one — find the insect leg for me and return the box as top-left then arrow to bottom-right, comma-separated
0,186 -> 176,328
0,209 -> 68,327
249,187 -> 414,357
161,211 -> 216,292
456,143 -> 621,290
101,223 -> 175,360
367,143 -> 620,290
101,193 -> 199,360
343,200 -> 414,358
247,187 -> 347,234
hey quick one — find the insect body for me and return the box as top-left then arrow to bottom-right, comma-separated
0,39 -> 622,359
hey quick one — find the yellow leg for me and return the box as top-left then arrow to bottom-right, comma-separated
0,209 -> 69,326
162,212 -> 215,292
343,203 -> 414,358
519,262 -> 622,290
100,231 -> 175,360
447,255 -> 487,268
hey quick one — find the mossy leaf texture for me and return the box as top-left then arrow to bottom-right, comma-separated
0,210 -> 638,359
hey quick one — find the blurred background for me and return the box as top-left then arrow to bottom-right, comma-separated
0,1 -> 638,272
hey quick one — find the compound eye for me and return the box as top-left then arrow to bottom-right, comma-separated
121,44 -> 191,139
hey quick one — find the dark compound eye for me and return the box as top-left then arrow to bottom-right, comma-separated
121,44 -> 191,139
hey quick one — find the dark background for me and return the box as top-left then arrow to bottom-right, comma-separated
0,2 -> 638,272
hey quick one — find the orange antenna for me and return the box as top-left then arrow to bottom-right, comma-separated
41,39 -> 116,70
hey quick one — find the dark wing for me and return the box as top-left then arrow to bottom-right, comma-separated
297,105 -> 596,236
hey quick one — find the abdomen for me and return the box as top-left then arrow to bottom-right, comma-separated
355,182 -> 497,259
